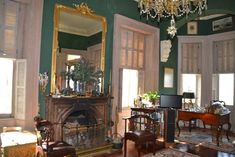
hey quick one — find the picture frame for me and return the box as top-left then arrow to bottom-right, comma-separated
212,16 -> 233,31
187,21 -> 198,35
164,67 -> 174,88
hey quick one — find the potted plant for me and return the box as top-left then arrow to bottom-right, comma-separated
62,57 -> 103,95
143,91 -> 160,106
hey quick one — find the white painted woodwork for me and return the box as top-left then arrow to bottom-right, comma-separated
22,0 -> 43,130
112,14 -> 159,127
15,59 -> 26,120
0,0 -> 43,131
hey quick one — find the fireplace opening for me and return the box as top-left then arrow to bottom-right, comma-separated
66,110 -> 97,125
63,109 -> 106,149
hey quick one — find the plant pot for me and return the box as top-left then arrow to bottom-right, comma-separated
111,133 -> 123,149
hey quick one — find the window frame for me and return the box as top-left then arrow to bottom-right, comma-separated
178,31 -> 235,107
212,73 -> 234,106
0,0 -> 20,118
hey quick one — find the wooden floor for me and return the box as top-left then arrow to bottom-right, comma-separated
95,108 -> 235,157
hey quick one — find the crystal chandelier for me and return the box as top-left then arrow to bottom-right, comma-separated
138,0 -> 207,37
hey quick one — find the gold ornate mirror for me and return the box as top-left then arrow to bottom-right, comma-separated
51,3 -> 107,94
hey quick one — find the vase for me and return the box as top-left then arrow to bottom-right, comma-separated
78,81 -> 86,96
73,80 -> 78,92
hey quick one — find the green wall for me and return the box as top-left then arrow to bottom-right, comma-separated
158,0 -> 235,95
58,32 -> 102,50
39,0 -> 160,117
40,0 -> 235,117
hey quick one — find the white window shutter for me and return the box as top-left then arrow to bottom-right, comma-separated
15,59 -> 26,120
213,39 -> 235,73
181,43 -> 202,73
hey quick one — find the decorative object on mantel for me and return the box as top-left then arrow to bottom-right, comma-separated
161,40 -> 172,62
38,72 -> 49,116
62,57 -> 103,96
138,0 -> 207,38
38,72 -> 48,95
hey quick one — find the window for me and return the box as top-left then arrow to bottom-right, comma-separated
0,0 -> 19,117
119,28 -> 146,108
0,0 -> 19,56
181,74 -> 201,106
0,58 -> 14,116
66,54 -> 81,90
122,69 -> 138,108
120,28 -> 145,69
181,43 -> 202,73
180,42 -> 202,106
212,74 -> 234,105
213,38 -> 235,106
112,14 -> 159,111
179,33 -> 235,108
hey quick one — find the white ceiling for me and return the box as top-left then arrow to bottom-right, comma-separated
59,11 -> 102,37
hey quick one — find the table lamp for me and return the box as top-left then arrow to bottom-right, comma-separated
182,92 -> 195,110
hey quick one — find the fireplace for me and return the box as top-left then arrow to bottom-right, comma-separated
45,96 -> 112,152
63,108 -> 106,148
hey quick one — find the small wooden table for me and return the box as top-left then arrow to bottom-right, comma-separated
176,110 -> 231,146
0,131 -> 37,157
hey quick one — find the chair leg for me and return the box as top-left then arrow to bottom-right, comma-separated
124,139 -> 127,157
137,143 -> 141,157
152,140 -> 156,155
71,151 -> 77,157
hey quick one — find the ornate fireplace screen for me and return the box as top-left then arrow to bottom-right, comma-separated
63,109 -> 106,149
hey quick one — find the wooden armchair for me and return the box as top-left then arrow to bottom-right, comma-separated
34,117 -> 76,157
123,114 -> 159,157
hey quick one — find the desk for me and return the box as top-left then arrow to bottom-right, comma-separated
0,131 -> 36,157
176,110 -> 231,146
131,107 -> 157,114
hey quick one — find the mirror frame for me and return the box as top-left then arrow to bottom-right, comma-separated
51,3 -> 107,94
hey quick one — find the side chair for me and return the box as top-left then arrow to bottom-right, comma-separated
34,117 -> 76,157
123,114 -> 159,157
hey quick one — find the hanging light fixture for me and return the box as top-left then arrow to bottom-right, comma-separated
138,0 -> 207,37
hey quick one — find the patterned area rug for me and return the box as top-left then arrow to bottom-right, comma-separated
175,129 -> 235,154
143,148 -> 199,157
